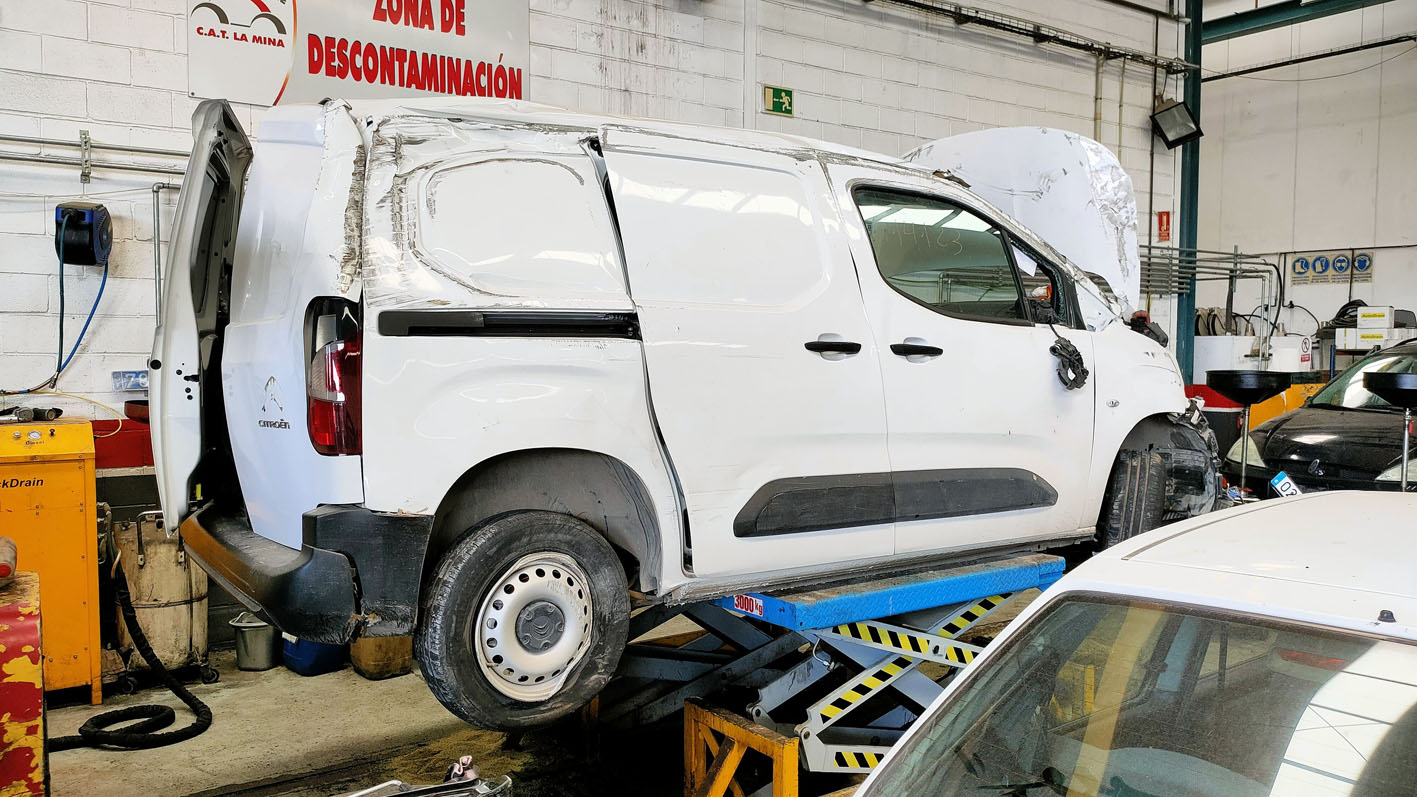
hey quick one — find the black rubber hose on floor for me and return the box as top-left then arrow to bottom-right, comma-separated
50,558 -> 213,751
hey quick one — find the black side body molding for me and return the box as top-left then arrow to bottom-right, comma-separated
378,309 -> 640,339
734,468 -> 1058,538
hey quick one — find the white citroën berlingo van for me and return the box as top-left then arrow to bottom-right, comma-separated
152,98 -> 1218,729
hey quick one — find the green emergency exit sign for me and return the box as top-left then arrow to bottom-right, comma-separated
764,85 -> 793,116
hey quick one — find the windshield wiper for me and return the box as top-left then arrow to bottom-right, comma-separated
978,766 -> 1068,795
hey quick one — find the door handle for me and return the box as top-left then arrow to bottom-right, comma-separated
890,342 -> 943,357
804,340 -> 862,355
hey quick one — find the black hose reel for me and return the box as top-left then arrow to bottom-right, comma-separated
54,202 -> 112,266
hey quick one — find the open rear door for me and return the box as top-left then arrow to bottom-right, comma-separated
150,100 -> 252,531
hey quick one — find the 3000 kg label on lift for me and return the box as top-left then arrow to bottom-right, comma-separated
731,594 -> 764,617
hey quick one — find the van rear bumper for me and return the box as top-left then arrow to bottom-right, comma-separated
179,503 -> 433,644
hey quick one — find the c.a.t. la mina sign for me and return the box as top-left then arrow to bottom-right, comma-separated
189,0 -> 530,107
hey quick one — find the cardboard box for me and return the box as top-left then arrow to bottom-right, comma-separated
1337,327 -> 1417,350
1357,306 -> 1395,328
1338,327 -> 1388,349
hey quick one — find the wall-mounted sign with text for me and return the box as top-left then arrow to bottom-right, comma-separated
1290,251 -> 1375,286
188,0 -> 529,107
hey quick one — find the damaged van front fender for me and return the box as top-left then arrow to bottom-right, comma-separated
1089,324 -> 1220,524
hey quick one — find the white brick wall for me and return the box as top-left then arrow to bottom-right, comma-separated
1,0 -> 1182,416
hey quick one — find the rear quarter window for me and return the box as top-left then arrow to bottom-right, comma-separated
412,156 -> 628,304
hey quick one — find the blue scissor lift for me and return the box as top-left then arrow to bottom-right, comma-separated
599,552 -> 1066,777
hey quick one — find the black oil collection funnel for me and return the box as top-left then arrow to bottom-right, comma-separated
1363,371 -> 1417,410
1207,370 -> 1291,501
1206,370 -> 1292,407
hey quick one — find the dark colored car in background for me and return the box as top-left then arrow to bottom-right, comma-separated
1224,340 -> 1417,496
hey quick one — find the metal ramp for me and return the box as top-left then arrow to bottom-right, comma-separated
601,552 -> 1066,784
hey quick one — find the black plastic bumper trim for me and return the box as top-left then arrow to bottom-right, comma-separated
180,503 -> 433,643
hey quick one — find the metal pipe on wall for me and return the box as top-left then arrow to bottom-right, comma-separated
0,151 -> 185,176
152,183 -> 180,315
1094,54 -> 1106,141
1117,58 -> 1127,154
0,133 -> 188,160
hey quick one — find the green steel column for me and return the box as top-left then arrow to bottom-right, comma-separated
1177,0 -> 1202,384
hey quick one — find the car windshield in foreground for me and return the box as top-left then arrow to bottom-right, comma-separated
1311,350 -> 1417,411
865,596 -> 1417,797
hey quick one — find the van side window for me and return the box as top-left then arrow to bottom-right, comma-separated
415,157 -> 627,304
854,188 -> 1026,323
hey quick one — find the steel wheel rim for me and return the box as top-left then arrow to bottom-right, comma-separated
474,552 -> 593,702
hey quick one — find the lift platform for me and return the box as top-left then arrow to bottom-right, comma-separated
600,552 -> 1066,790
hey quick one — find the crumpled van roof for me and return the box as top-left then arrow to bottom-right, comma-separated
330,96 -> 924,170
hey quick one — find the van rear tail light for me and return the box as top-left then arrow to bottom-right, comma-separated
306,301 -> 362,456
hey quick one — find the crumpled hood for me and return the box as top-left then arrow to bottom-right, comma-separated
905,127 -> 1140,311
1254,407 -> 1405,477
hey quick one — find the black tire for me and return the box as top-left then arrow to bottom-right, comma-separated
1097,450 -> 1167,549
415,511 -> 630,731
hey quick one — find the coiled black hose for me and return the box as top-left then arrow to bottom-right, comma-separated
50,558 -> 213,751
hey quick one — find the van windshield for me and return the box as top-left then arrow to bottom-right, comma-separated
865,596 -> 1417,796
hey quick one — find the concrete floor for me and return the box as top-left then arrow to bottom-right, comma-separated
48,649 -> 691,797
48,591 -> 1040,796
49,651 -> 522,796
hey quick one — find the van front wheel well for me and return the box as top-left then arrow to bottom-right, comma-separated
423,449 -> 662,594
1106,402 -> 1222,527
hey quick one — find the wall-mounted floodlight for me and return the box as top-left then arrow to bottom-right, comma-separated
1151,98 -> 1203,149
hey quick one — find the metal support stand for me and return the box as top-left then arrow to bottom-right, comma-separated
630,554 -> 1067,794
1239,403 -> 1251,499
685,700 -> 799,797
1403,407 -> 1411,493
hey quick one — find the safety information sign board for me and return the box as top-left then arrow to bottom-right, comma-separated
188,0 -> 529,107
1291,250 -> 1374,286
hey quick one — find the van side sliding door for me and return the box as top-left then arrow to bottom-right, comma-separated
603,132 -> 894,578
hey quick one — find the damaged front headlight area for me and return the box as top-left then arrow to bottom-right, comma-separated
1224,435 -> 1267,469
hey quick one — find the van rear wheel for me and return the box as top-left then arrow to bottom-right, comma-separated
1097,449 -> 1167,549
415,511 -> 630,730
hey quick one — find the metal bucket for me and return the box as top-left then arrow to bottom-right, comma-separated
229,611 -> 279,671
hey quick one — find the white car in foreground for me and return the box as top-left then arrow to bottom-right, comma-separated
860,491 -> 1417,796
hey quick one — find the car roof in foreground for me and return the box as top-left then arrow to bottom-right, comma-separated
1060,492 -> 1417,640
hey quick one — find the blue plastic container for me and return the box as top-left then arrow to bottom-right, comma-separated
281,634 -> 346,676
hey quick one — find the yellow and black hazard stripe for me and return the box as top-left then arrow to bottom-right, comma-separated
818,655 -> 914,722
832,622 -> 935,654
937,593 -> 1011,638
941,644 -> 976,665
834,750 -> 885,770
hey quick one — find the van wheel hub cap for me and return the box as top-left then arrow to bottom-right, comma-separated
516,601 -> 565,650
475,552 -> 592,701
